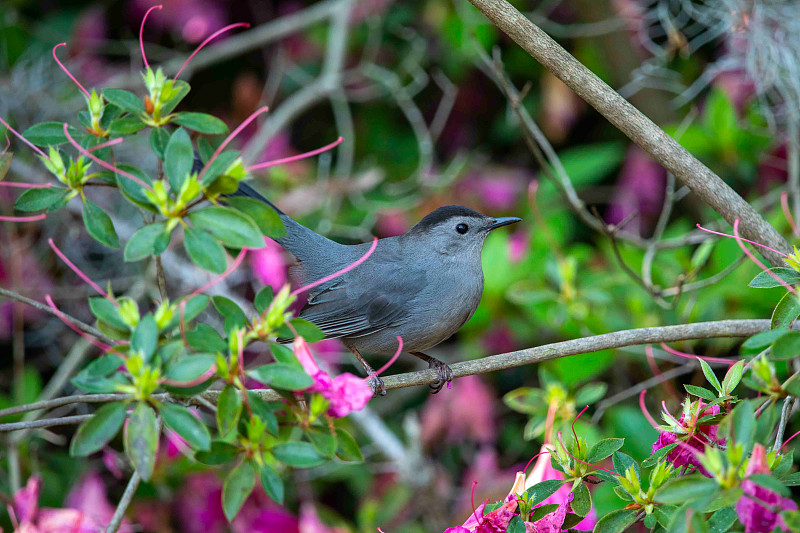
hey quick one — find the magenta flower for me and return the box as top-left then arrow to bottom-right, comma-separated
447,496 -> 518,533
607,147 -> 666,235
64,473 -> 126,530
250,238 -> 288,292
10,476 -> 107,532
736,444 -> 798,533
420,375 -> 497,447
524,491 -> 574,533
652,399 -> 725,476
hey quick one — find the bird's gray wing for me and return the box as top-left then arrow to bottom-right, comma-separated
296,263 -> 426,339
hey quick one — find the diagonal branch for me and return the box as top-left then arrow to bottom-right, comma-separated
465,0 -> 790,265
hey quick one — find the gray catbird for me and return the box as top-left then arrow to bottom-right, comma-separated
233,182 -> 521,393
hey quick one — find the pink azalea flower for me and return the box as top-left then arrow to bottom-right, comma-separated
130,0 -> 228,43
449,497 -> 518,533
298,502 -> 348,532
421,375 -> 497,447
652,399 -> 725,477
524,492 -> 574,533
64,473 -> 128,531
607,147 -> 666,235
10,476 -> 106,533
507,230 -> 528,263
736,444 -> 798,533
251,238 -> 288,292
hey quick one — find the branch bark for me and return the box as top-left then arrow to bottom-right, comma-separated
465,0 -> 790,265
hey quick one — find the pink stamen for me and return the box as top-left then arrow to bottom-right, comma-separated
572,405 -> 589,450
732,218 -> 798,295
139,5 -> 163,70
175,23 -> 250,79
370,336 -> 403,378
2,134 -> 10,153
0,181 -> 52,189
197,106 -> 268,183
556,431 -> 619,476
659,343 -> 738,365
645,344 -> 681,400
780,192 -> 800,238
247,137 -> 344,171
291,237 -> 378,297
45,294 -> 114,352
62,123 -> 152,190
696,223 -> 790,259
161,364 -> 217,387
87,137 -> 124,152
0,116 -> 47,158
660,401 -> 683,428
522,449 -> 551,475
48,238 -> 114,303
781,428 -> 800,451
639,390 -> 660,429
189,247 -> 248,298
52,43 -> 90,99
0,214 -> 46,222
469,481 -> 484,526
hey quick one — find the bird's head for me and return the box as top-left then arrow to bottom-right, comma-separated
404,205 -> 522,257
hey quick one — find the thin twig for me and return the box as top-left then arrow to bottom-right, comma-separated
774,397 -> 794,451
0,415 -> 91,432
106,471 -> 140,533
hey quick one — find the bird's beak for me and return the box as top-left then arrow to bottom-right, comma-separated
487,216 -> 522,232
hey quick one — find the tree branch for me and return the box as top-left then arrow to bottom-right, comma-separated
465,0 -> 790,265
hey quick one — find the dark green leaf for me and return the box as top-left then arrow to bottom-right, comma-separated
335,428 -> 362,461
150,128 -> 169,160
524,479 -> 564,506
772,292 -> 800,330
223,460 -> 255,522
124,222 -> 169,262
248,363 -> 313,391
212,295 -> 249,334
270,343 -> 302,368
721,360 -> 744,394
593,509 -> 637,533
774,450 -> 794,478
173,112 -> 229,134
108,117 -> 146,136
656,475 -> 719,504
185,324 -> 226,353
165,127 -> 193,191
82,199 -> 119,248
160,402 -> 210,451
246,392 -> 279,435
254,286 -> 274,314
260,464 -> 284,504
195,440 -> 239,465
506,516 -> 525,533
14,187 -> 69,212
749,267 -> 800,288
612,451 -> 638,479
699,359 -> 722,394
742,329 -> 790,352
165,354 -> 216,383
290,318 -> 325,343
571,481 -> 591,517
163,294 -> 209,331
306,427 -> 336,458
184,227 -> 227,274
641,443 -> 677,468
124,402 -> 159,480
271,442 -> 326,468
22,122 -> 83,146
88,297 -> 129,331
217,384 -> 242,437
102,89 -> 145,114
709,507 -> 738,533
69,402 -> 126,456
528,504 -> 559,522
112,164 -> 155,211
131,314 -> 158,362
189,206 -> 264,248
586,438 -> 624,463
198,150 -> 238,185
770,331 -> 800,360
684,384 -> 718,401
197,137 -> 215,163
748,473 -> 790,496
726,400 -> 755,449
161,80 -> 190,115
574,382 -> 607,406
225,196 -> 286,239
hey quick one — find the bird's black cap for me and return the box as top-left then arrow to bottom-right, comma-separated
411,205 -> 485,232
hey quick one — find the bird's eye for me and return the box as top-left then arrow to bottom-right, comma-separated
455,223 -> 469,234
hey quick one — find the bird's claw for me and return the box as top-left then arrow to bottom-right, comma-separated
428,359 -> 453,394
368,375 -> 387,397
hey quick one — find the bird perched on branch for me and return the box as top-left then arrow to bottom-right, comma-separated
235,182 -> 521,394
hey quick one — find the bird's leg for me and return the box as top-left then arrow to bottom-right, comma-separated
348,347 -> 386,397
409,352 -> 453,394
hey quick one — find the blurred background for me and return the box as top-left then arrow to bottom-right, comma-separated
1,0 -> 797,531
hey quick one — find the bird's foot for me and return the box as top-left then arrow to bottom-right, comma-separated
367,375 -> 387,397
427,358 -> 453,394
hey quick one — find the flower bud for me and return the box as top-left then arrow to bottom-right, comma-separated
118,298 -> 140,329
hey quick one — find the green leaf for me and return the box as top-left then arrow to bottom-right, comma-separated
69,402 -> 126,456
14,187 -> 69,212
641,443 -> 677,468
165,127 -> 193,191
71,354 -> 126,393
254,286 -> 274,314
772,292 -> 800,329
748,473 -> 790,496
125,222 -> 170,262
163,294 -> 209,331
656,475 -> 720,504
225,196 -> 286,239
223,460 -> 255,522
742,329 -> 790,352
160,402 -> 210,451
21,122 -> 84,146
88,297 -> 129,331
571,481 -> 591,517
165,354 -> 216,383
184,227 -> 227,273
551,142 -> 625,188
198,150 -> 238,185
770,331 -> 800,360
524,479 -> 564,506
574,382 -> 607,406
586,438 -> 624,463
0,152 -> 11,181
726,400 -> 755,449
185,324 -> 226,353
150,128 -> 170,160
212,295 -> 249,334
270,343 -> 302,368
306,427 -> 336,458
248,363 -> 313,391
290,319 -> 325,343
124,402 -> 159,480
82,199 -> 119,248
217,384 -> 242,437
246,392 -> 279,435
775,449 -> 794,478
721,360 -> 744,394
698,359 -> 722,394
112,164 -> 155,211
709,507 -> 738,533
161,80 -> 190,115
131,314 -> 158,362
593,509 -> 637,533
173,112 -> 229,134
271,442 -> 326,468
102,88 -> 145,114
189,207 -> 265,248
195,440 -> 239,465
749,267 -> 800,288
260,464 -> 284,504
506,516 -> 525,533
108,117 -> 146,136
335,428 -> 362,461
612,451 -> 638,479
684,384 -> 718,401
